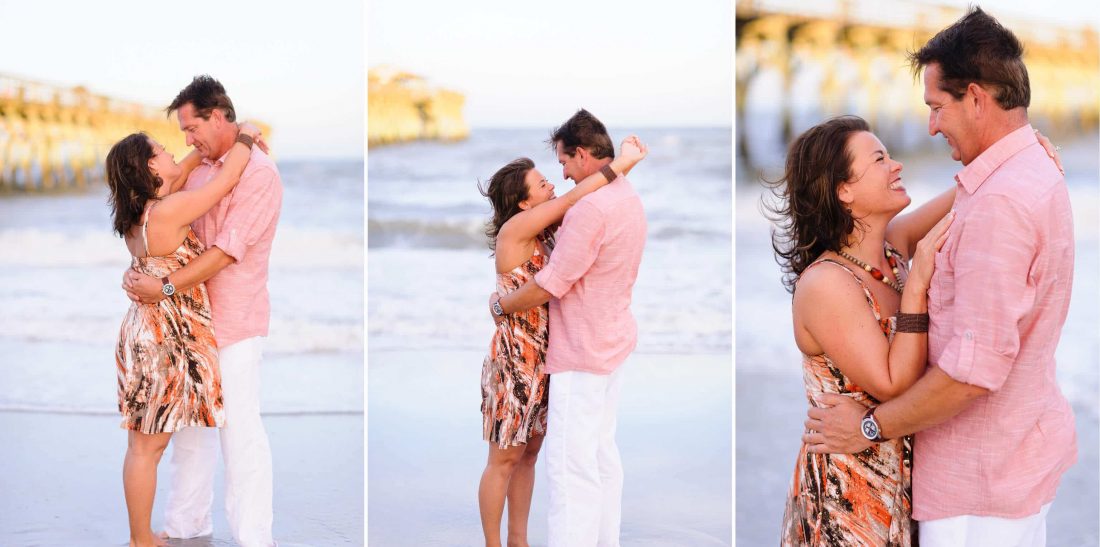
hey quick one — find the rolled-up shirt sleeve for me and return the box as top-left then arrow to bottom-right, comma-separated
938,194 -> 1038,391
211,165 -> 281,263
535,201 -> 604,298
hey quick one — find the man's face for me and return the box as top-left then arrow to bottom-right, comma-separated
923,63 -> 977,165
555,141 -> 589,184
177,103 -> 221,159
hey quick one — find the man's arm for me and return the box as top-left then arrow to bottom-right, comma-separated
803,367 -> 988,453
499,280 -> 551,314
488,200 -> 604,322
123,247 -> 234,304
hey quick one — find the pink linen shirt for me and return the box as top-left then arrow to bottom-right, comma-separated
184,146 -> 283,348
914,124 -> 1077,520
534,176 -> 646,375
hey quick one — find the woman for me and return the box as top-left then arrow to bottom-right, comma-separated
477,136 -> 646,547
768,115 -> 952,546
769,116 -> 1061,545
106,123 -> 263,547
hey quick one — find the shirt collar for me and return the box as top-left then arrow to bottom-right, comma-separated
954,123 -> 1037,194
201,149 -> 232,167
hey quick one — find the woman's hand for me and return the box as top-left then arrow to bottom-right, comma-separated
618,135 -> 646,167
1034,129 -> 1064,174
906,210 -> 954,293
237,121 -> 271,154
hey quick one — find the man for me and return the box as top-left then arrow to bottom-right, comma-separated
803,8 -> 1076,545
490,109 -> 646,546
123,75 -> 282,547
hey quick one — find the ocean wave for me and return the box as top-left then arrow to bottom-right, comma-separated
0,226 -> 363,268
367,216 -> 731,249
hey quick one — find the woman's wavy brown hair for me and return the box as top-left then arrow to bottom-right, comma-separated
105,133 -> 163,238
764,116 -> 870,293
478,157 -> 534,253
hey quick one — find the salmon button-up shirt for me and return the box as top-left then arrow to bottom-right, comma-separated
534,177 -> 646,376
184,146 -> 283,348
915,124 -> 1077,521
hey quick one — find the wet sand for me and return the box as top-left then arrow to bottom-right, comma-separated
368,349 -> 733,546
735,369 -> 1100,546
0,412 -> 363,546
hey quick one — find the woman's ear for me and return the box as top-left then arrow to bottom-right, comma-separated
148,158 -> 159,177
518,199 -> 531,211
837,182 -> 854,207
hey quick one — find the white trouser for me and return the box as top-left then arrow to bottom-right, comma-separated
919,503 -> 1052,547
164,336 -> 274,547
545,366 -> 625,547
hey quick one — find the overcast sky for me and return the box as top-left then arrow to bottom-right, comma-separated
368,0 -> 733,129
0,0 -> 363,160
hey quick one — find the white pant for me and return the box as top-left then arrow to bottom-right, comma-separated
545,366 -> 625,547
919,503 -> 1052,547
164,337 -> 274,547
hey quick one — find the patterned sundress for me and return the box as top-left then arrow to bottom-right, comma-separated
481,231 -> 555,448
781,251 -> 916,546
116,204 -> 224,434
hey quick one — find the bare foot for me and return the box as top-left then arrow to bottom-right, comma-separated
129,531 -> 168,547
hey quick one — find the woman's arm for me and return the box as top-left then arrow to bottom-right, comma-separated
156,124 -> 262,230
798,214 -> 953,402
497,136 -> 646,244
885,186 -> 954,259
167,149 -> 204,194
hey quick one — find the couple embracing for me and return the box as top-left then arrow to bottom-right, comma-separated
108,75 -> 281,547
478,109 -> 647,547
774,8 -> 1076,546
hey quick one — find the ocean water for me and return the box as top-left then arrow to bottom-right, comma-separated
0,159 -> 365,415
368,127 -> 733,355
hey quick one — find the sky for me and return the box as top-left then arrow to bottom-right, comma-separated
368,0 -> 734,129
0,0 -> 363,160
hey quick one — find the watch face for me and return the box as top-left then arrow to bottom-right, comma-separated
162,284 -> 176,296
861,416 -> 879,441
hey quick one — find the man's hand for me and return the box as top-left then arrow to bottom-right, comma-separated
802,393 -> 873,454
122,269 -> 167,304
489,292 -> 507,325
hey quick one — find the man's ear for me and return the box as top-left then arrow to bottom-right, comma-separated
965,82 -> 989,116
575,146 -> 590,165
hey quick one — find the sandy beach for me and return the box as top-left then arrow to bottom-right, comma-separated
368,349 -> 732,546
0,411 -> 363,546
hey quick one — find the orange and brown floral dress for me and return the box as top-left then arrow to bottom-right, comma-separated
481,231 -> 554,448
781,256 -> 916,546
116,208 -> 224,434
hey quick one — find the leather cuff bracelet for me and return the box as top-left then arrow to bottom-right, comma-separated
236,133 -> 255,148
600,164 -> 617,183
895,312 -> 929,333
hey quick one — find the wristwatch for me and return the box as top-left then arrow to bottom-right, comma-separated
161,276 -> 176,297
491,298 -> 505,317
860,406 -> 885,442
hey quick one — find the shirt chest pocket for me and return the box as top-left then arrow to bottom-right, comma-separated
927,245 -> 955,316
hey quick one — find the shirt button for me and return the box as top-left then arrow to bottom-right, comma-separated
965,331 -> 973,340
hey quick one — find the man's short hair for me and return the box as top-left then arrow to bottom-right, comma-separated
909,6 -> 1030,110
550,109 -> 615,159
167,75 -> 237,122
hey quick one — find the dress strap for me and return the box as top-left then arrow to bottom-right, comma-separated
802,259 -> 884,324
140,201 -> 157,258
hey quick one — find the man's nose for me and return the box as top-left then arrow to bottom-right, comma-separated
928,115 -> 937,137
185,134 -> 195,146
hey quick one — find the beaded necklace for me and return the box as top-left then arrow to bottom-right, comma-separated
837,247 -> 903,294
